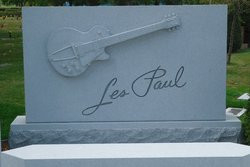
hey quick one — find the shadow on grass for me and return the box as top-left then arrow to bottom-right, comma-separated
226,87 -> 249,108
0,103 -> 25,140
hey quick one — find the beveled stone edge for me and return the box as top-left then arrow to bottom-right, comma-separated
11,114 -> 241,131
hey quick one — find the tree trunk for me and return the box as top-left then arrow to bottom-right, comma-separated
227,12 -> 236,64
227,0 -> 241,64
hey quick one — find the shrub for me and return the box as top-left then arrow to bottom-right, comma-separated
242,100 -> 250,145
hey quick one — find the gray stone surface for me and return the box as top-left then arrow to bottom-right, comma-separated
12,6 -> 239,151
2,143 -> 250,167
22,6 -> 227,123
9,115 -> 242,148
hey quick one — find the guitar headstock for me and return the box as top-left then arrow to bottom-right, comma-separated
162,13 -> 181,31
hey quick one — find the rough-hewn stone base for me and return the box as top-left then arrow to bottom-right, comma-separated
9,115 -> 242,148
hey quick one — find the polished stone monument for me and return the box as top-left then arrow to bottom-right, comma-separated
9,5 -> 241,148
2,143 -> 250,167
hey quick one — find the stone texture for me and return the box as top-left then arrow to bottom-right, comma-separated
10,127 -> 242,149
23,6 -> 227,123
2,143 -> 250,167
9,115 -> 242,149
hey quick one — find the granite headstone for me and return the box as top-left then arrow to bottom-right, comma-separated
9,5 -> 242,148
23,6 -> 226,122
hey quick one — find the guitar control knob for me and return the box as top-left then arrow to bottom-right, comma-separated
61,64 -> 67,68
67,67 -> 72,73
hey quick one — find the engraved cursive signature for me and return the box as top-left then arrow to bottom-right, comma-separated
82,78 -> 129,116
81,65 -> 187,116
132,66 -> 186,97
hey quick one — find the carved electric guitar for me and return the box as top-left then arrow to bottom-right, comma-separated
47,13 -> 181,77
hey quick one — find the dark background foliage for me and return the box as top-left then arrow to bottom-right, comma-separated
1,0 -> 249,52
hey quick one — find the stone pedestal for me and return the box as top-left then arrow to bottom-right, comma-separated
9,114 -> 242,148
2,143 -> 250,167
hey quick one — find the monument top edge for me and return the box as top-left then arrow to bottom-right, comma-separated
22,5 -> 227,10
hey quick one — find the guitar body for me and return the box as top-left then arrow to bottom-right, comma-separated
47,26 -> 111,77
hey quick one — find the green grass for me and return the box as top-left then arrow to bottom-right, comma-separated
0,8 -> 250,140
226,48 -> 250,109
0,10 -> 24,140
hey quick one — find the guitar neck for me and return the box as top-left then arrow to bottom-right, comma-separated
77,16 -> 179,52
98,19 -> 166,48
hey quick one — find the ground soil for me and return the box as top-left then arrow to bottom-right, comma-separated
1,140 -> 9,151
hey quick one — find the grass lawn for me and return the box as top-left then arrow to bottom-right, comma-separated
0,14 -> 24,140
227,49 -> 250,109
0,9 -> 250,140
